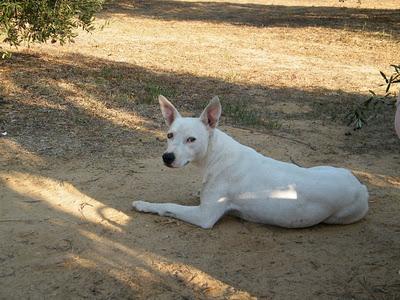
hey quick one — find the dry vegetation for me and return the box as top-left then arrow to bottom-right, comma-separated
0,0 -> 399,299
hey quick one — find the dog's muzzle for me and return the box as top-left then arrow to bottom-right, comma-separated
162,152 -> 176,166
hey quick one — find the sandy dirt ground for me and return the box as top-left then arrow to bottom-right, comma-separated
1,0 -> 400,299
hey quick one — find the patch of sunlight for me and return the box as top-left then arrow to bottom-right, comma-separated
160,0 -> 399,9
217,197 -> 228,203
0,171 -> 131,231
67,255 -> 97,269
57,81 -> 162,135
0,139 -> 45,165
1,76 -> 68,110
238,184 -> 298,200
270,184 -> 298,200
353,170 -> 400,189
79,229 -> 256,299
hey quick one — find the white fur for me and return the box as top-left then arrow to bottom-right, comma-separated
132,96 -> 369,229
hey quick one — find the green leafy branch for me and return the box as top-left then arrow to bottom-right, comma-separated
346,64 -> 399,130
0,0 -> 105,48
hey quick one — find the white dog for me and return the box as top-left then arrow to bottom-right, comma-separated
132,95 -> 369,229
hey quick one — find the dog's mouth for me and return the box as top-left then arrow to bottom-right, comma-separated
164,161 -> 190,168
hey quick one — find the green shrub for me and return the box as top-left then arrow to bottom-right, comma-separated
0,0 -> 104,46
346,64 -> 399,130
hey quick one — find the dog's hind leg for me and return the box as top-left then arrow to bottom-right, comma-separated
132,200 -> 227,229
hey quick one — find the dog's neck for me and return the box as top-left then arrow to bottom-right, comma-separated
193,129 -> 238,179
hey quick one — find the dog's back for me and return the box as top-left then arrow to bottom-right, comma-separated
203,129 -> 369,228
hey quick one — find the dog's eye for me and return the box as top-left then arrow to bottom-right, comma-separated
186,137 -> 196,143
167,133 -> 173,139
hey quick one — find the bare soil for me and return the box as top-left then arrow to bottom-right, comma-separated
1,0 -> 399,299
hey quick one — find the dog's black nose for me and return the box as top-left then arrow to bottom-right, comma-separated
162,152 -> 175,165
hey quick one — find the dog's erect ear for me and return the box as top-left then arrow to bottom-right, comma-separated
200,96 -> 222,129
159,95 -> 181,126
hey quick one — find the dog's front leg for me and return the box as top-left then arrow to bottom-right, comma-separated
132,201 -> 226,229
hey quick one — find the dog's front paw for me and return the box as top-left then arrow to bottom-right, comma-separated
132,200 -> 151,212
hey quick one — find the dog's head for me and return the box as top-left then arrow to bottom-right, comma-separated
159,95 -> 221,168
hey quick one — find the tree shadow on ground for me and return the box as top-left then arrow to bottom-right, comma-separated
104,0 -> 400,38
1,51 -> 398,160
